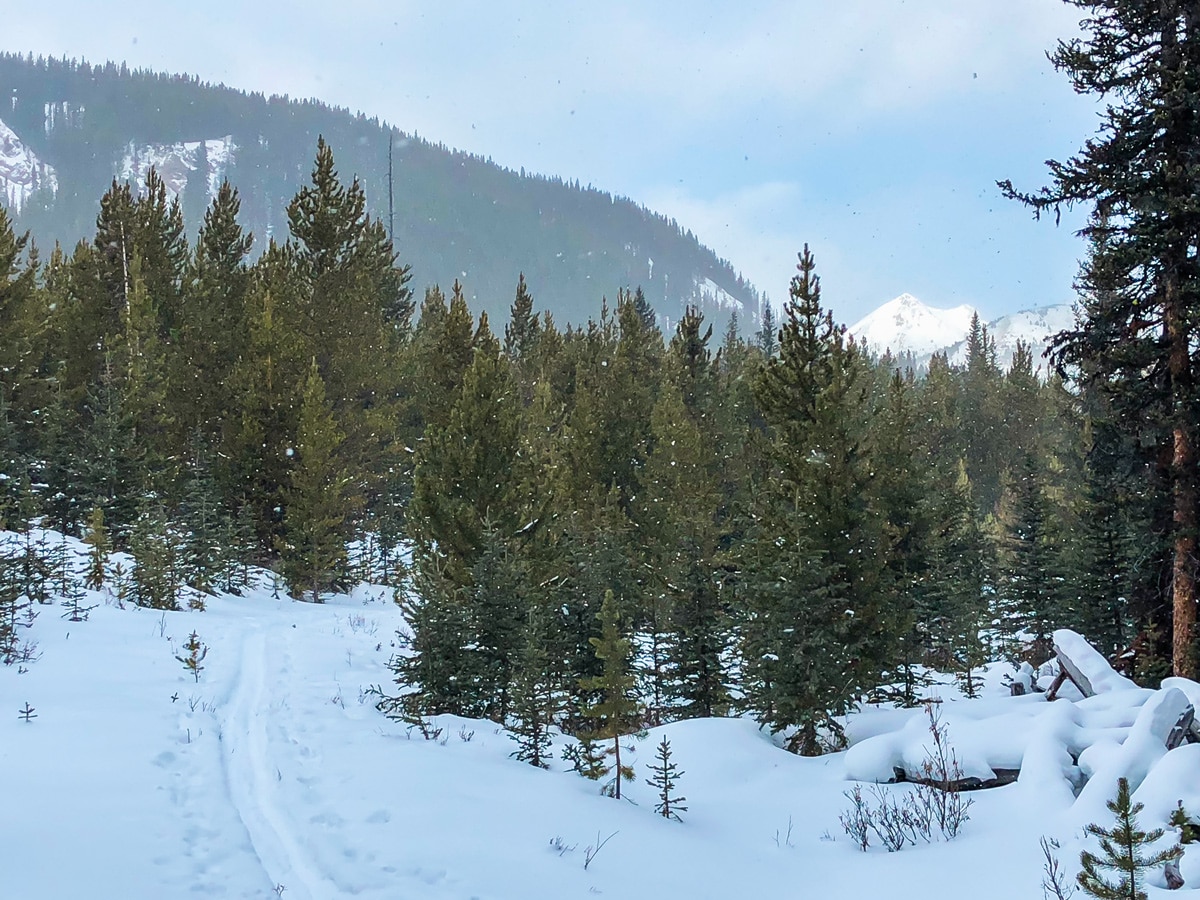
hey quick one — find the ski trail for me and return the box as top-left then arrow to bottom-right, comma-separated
222,627 -> 338,900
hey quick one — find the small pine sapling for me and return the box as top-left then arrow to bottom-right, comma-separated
18,701 -> 36,722
83,506 -> 109,591
578,590 -> 642,799
1169,801 -> 1199,845
509,608 -> 559,768
646,736 -> 687,821
175,631 -> 209,682
562,731 -> 609,781
1077,777 -> 1181,900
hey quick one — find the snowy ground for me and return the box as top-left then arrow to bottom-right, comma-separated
2,531 -> 1199,899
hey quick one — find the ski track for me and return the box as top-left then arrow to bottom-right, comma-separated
222,625 -> 340,900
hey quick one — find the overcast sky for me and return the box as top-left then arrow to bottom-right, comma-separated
6,1 -> 1097,325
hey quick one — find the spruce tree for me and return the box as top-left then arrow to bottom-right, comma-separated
1077,777 -> 1181,900
1001,2 -> 1200,677
746,245 -> 889,752
646,736 -> 687,821
82,506 -> 109,592
130,499 -> 182,611
508,606 -> 559,769
279,361 -> 353,602
579,589 -> 642,799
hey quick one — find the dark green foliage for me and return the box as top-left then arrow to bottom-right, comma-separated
647,736 -> 687,821
129,500 -> 183,611
278,362 -> 353,602
579,590 -> 642,798
508,607 -> 559,769
1169,802 -> 1199,845
1077,777 -> 1181,900
82,506 -> 109,591
999,452 -> 1068,663
745,246 -> 889,753
1001,3 -> 1200,678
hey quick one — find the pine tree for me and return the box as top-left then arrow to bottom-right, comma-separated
508,606 -> 559,769
756,303 -> 778,358
82,506 -> 109,591
746,245 -> 889,753
503,273 -> 540,363
646,736 -> 688,821
179,432 -> 228,596
129,499 -> 182,611
999,451 -> 1067,663
579,589 -> 642,799
1001,3 -> 1200,677
279,361 -> 353,602
1077,777 -> 1181,900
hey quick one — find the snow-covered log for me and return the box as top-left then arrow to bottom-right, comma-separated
1051,628 -> 1137,698
1073,687 -> 1194,822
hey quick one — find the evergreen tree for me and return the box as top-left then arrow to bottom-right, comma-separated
179,432 -> 229,596
504,272 -> 540,363
998,451 -> 1067,662
756,303 -> 777,358
746,245 -> 889,752
579,589 -> 642,799
1077,777 -> 1181,900
279,361 -> 353,602
129,499 -> 182,611
1001,3 -> 1200,677
646,736 -> 687,822
508,606 -> 559,769
82,506 -> 109,592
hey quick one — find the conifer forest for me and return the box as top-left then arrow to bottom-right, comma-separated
12,4 -> 1200,898
0,122 -> 1188,759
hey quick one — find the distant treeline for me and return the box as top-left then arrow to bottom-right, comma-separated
0,52 -> 758,331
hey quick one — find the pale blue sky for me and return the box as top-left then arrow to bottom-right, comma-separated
7,1 -> 1096,324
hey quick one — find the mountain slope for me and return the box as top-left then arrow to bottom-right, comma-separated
0,114 -> 57,212
0,54 -> 759,330
850,293 -> 1074,372
848,293 -> 976,359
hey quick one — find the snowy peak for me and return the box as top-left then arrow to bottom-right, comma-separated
848,293 -> 977,359
118,136 -> 236,205
0,116 -> 58,213
850,292 -> 1075,374
944,304 -> 1076,371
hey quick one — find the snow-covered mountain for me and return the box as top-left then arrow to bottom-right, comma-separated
944,304 -> 1076,372
849,293 -> 1074,374
848,293 -> 977,359
118,135 -> 236,204
0,116 -> 57,213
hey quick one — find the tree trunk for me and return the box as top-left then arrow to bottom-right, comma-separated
1167,276 -> 1197,678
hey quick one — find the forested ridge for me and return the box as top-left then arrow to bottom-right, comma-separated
0,53 -> 757,331
0,132 -> 1178,756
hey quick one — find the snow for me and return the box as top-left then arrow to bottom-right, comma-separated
944,304 -> 1075,372
1054,627 -> 1138,696
848,293 -> 976,359
0,116 -> 58,213
4,527 -> 1200,898
691,276 -> 745,314
118,135 -> 236,204
848,294 -> 1075,374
